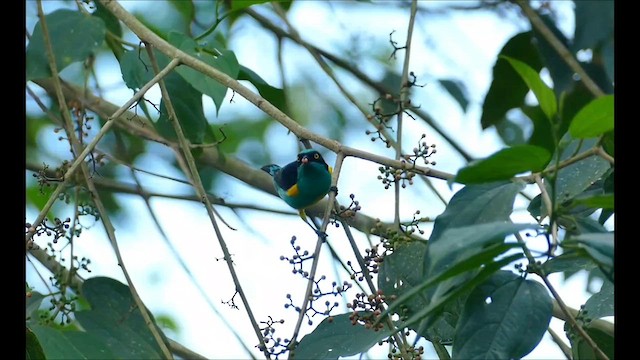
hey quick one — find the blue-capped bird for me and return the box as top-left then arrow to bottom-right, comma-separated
261,149 -> 335,235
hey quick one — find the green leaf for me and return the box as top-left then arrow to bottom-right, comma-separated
73,277 -> 164,359
93,1 -> 124,60
501,56 -> 557,121
569,326 -> 614,360
455,145 -> 551,184
429,181 -> 523,242
295,313 -> 392,359
119,48 -> 172,91
521,105 -> 556,154
542,251 -> 597,275
378,240 -> 457,343
481,32 -> 543,129
26,327 -> 47,360
569,95 -> 614,138
583,279 -> 614,320
571,194 -> 614,210
425,222 -> 537,280
453,271 -> 553,360
27,9 -> 106,80
572,1 -> 614,52
156,72 -> 212,144
239,65 -> 287,113
29,324 -> 117,359
169,32 -> 240,114
26,291 -> 46,320
553,155 -> 611,206
438,79 -> 469,112
563,232 -> 614,269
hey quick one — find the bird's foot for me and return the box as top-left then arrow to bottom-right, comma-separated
329,186 -> 338,196
314,229 -> 328,239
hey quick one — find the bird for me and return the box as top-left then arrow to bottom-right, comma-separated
261,149 -> 336,235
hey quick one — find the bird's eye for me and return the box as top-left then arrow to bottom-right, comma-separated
314,153 -> 320,160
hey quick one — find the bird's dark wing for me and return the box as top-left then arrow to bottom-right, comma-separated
273,161 -> 299,192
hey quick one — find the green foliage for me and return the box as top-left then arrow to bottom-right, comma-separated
453,271 -> 553,359
455,145 -> 551,184
26,9 -> 106,80
569,95 -> 614,138
29,277 -> 165,360
25,2 -> 614,359
295,313 -> 393,359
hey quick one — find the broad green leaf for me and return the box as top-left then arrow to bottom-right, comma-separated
438,79 -> 469,112
28,324 -> 117,359
453,271 -> 553,360
571,194 -> 614,210
569,326 -> 614,360
378,240 -> 456,343
542,251 -> 597,276
501,56 -> 557,121
156,73 -> 213,144
563,232 -> 613,269
583,279 -> 614,320
119,48 -> 172,91
455,145 -> 551,184
74,277 -> 164,359
26,327 -> 47,360
27,9 -> 106,80
521,105 -> 556,154
239,65 -> 287,113
429,181 -> 523,242
572,1 -> 614,52
295,312 -> 392,359
481,32 -> 543,129
569,95 -> 614,138
26,291 -> 46,320
425,222 -> 537,279
169,32 -> 240,114
387,254 -> 523,332
169,0 -> 195,27
93,1 -> 124,60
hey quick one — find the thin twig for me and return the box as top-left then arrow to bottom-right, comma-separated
144,44 -> 269,358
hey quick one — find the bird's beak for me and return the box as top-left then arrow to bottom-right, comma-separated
301,156 -> 309,164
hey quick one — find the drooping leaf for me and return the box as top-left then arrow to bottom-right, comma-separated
481,32 -> 542,129
429,181 -> 524,242
542,251 -> 598,276
295,312 -> 392,359
92,1 -> 124,60
155,72 -> 214,145
168,32 -> 240,114
569,95 -> 614,138
583,279 -> 614,320
119,48 -> 172,91
73,277 -> 165,359
501,56 -> 557,121
453,271 -> 553,360
455,145 -> 551,184
27,9 -> 106,80
26,291 -> 46,320
565,232 -> 614,269
494,116 -> 526,146
521,105 -> 556,154
569,325 -> 615,360
239,65 -> 287,113
26,327 -> 47,360
572,1 -> 614,52
438,79 -> 469,112
28,324 -> 117,360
